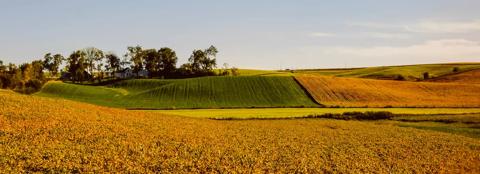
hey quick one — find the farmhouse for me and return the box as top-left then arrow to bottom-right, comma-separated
114,68 -> 149,79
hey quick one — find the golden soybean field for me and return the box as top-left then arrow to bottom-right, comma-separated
296,75 -> 480,108
1,90 -> 480,173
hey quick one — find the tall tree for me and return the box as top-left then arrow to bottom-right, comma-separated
0,60 -> 5,72
20,63 -> 33,82
188,45 -> 218,75
143,49 -> 160,77
125,46 -> 144,76
83,47 -> 104,80
43,53 -> 64,78
43,53 -> 54,76
6,63 -> 22,89
188,50 -> 205,73
202,45 -> 218,71
67,50 -> 87,83
158,47 -> 177,76
31,60 -> 45,81
105,53 -> 121,77
51,54 -> 65,77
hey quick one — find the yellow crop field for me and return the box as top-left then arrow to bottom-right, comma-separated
1,90 -> 480,172
296,75 -> 480,107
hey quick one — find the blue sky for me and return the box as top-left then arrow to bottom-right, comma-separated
1,0 -> 480,69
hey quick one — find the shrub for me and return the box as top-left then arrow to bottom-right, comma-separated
394,75 -> 405,81
310,111 -> 394,120
453,67 -> 459,73
423,72 -> 429,80
25,79 -> 43,90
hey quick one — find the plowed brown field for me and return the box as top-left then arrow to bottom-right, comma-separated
296,75 -> 480,107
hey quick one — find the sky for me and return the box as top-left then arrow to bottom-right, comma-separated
1,0 -> 480,69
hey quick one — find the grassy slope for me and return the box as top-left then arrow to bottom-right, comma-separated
296,63 -> 480,80
2,90 -> 480,172
37,76 -> 318,109
296,75 -> 480,107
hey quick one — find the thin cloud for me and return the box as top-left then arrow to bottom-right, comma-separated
310,32 -> 335,37
350,20 -> 480,34
363,32 -> 411,39
405,20 -> 480,33
347,22 -> 403,30
298,39 -> 480,66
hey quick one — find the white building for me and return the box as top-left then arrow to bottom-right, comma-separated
114,68 -> 149,79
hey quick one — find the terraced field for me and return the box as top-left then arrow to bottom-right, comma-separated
296,75 -> 480,107
296,63 -> 480,80
2,90 -> 480,172
37,76 -> 318,109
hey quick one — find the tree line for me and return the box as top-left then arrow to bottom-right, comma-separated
0,45 -> 239,93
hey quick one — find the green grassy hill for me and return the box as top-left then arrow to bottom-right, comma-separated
295,63 -> 480,80
37,76 -> 319,109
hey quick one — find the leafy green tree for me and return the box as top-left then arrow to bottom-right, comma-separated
52,54 -> 65,77
105,53 -> 121,77
188,50 -> 204,73
143,49 -> 160,77
188,45 -> 218,75
43,53 -> 53,75
203,45 -> 218,71
31,60 -> 45,81
158,47 -> 177,76
125,46 -> 144,76
83,47 -> 104,81
67,50 -> 87,83
4,63 -> 22,89
43,53 -> 64,78
179,63 -> 193,76
20,63 -> 33,82
0,60 -> 5,72
120,56 -> 131,70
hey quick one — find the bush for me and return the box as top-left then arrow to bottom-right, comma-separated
453,67 -> 459,73
25,79 -> 43,90
394,75 -> 405,81
308,111 -> 394,120
15,79 -> 45,94
423,72 -> 429,80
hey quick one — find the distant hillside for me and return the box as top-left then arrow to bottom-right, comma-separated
429,69 -> 480,84
294,63 -> 480,81
37,76 -> 318,109
296,74 -> 480,108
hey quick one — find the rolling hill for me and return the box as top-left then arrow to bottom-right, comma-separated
37,76 -> 319,109
295,74 -> 480,108
2,89 -> 480,172
429,69 -> 480,84
295,63 -> 480,81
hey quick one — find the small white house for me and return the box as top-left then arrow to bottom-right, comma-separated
114,68 -> 134,79
114,68 -> 149,79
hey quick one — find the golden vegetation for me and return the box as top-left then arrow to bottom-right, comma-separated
296,74 -> 480,107
1,90 -> 480,172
